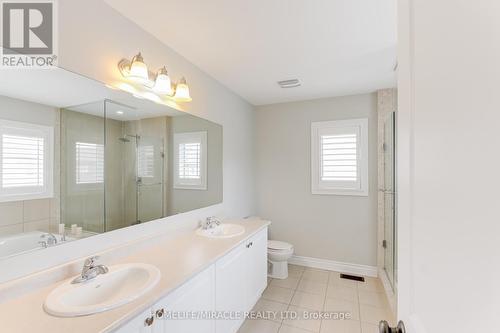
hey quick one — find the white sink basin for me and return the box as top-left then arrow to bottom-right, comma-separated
44,263 -> 160,317
196,223 -> 245,238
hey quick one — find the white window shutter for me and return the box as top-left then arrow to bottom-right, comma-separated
320,133 -> 358,182
0,119 -> 54,202
138,145 -> 155,178
173,131 -> 207,190
311,119 -> 368,196
178,142 -> 201,180
2,134 -> 45,188
75,142 -> 104,184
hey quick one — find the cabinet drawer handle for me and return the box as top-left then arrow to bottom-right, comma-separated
145,316 -> 154,326
156,308 -> 165,318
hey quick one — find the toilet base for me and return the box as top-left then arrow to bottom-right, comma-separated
268,260 -> 289,279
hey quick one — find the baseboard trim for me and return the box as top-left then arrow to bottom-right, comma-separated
289,255 -> 378,277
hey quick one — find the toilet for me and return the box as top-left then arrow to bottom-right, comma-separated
267,240 -> 294,279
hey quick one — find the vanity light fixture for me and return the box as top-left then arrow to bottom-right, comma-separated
153,66 -> 172,95
128,53 -> 149,84
118,52 -> 192,103
174,77 -> 192,102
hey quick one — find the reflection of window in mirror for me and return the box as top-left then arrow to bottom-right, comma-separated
0,119 -> 54,202
174,131 -> 207,190
75,142 -> 104,184
138,145 -> 154,178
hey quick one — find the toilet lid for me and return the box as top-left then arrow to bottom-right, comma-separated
268,240 -> 293,251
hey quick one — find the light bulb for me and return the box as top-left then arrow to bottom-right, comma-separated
174,77 -> 192,102
128,52 -> 149,83
153,67 -> 172,95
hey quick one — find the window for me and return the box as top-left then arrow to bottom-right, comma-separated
0,119 -> 54,202
173,131 -> 207,190
179,142 -> 201,179
138,145 -> 154,178
75,142 -> 104,184
311,118 -> 368,196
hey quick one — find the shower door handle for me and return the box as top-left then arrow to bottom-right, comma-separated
379,320 -> 406,333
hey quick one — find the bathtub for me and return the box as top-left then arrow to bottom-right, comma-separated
0,231 -> 71,259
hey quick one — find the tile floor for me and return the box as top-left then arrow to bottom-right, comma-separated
238,265 -> 395,333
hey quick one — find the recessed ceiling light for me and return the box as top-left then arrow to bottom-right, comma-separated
116,110 -> 124,115
277,79 -> 301,88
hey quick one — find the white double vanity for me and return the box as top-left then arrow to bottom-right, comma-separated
0,219 -> 269,333
118,223 -> 267,333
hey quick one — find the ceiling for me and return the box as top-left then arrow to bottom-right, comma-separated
104,0 -> 397,105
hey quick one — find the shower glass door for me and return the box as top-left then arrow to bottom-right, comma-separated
104,100 -> 166,230
137,135 -> 164,222
383,111 -> 397,288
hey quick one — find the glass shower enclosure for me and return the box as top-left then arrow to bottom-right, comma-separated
61,100 -> 166,233
105,100 -> 165,231
117,133 -> 165,226
383,111 -> 397,288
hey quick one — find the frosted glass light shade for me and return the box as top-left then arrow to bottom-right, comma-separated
153,67 -> 172,95
129,53 -> 149,83
174,77 -> 192,102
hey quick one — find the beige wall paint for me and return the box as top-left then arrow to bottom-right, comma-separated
255,93 -> 378,266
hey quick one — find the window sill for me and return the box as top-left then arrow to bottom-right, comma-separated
311,188 -> 368,197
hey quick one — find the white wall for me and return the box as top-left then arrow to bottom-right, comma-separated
0,0 -> 255,282
398,0 -> 500,331
255,94 -> 378,266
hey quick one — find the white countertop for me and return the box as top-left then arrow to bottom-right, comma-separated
0,219 -> 270,333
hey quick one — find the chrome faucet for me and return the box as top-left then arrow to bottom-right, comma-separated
201,216 -> 221,230
72,256 -> 109,284
39,233 -> 58,248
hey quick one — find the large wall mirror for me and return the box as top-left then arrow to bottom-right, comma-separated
0,68 -> 223,259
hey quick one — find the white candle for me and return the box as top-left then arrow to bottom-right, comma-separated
71,224 -> 77,234
76,227 -> 82,237
58,223 -> 65,234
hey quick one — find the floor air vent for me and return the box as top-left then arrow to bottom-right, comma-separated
340,273 -> 365,282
